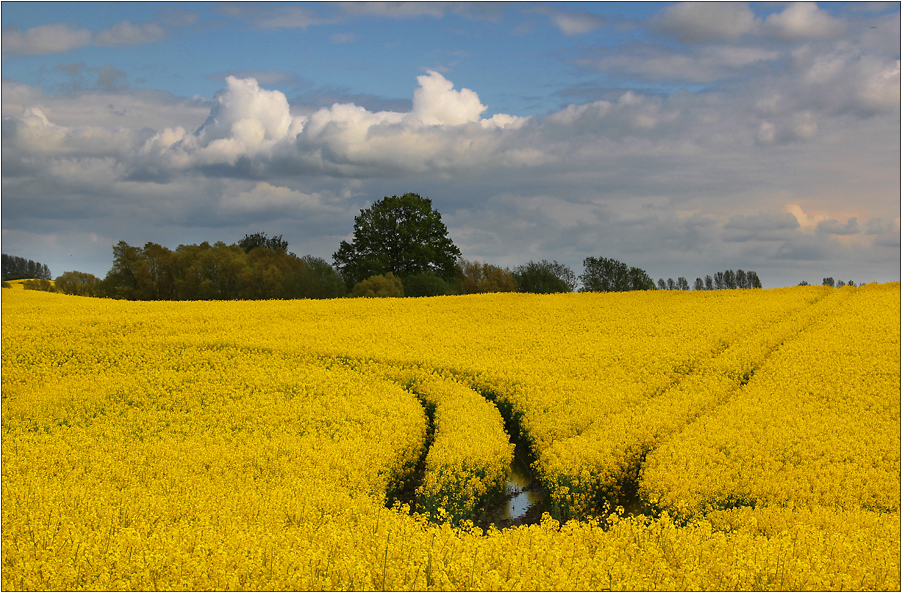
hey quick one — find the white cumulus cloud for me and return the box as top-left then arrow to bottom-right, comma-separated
410,70 -> 487,126
765,2 -> 846,41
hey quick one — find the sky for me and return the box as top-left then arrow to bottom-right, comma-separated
1,1 -> 900,289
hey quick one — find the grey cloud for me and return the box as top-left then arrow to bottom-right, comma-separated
653,2 -> 758,43
93,21 -> 168,46
337,2 -> 505,22
817,217 -> 860,235
330,32 -> 359,44
157,8 -> 201,28
92,65 -> 129,91
3,19 -> 176,57
578,42 -> 779,84
252,5 -> 327,29
1,23 -> 93,56
337,2 -> 449,19
526,5 -> 606,36
774,236 -> 837,261
866,217 -> 902,247
764,2 -> 847,41
723,212 -> 801,242
227,1 -> 499,31
785,43 -> 901,118
873,232 -> 901,247
1,82 -> 210,130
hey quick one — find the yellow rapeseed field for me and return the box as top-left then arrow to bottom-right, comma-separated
2,283 -> 899,590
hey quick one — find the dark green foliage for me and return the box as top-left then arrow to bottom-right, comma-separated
351,272 -> 405,298
687,269 -> 762,290
580,256 -> 655,292
2,253 -> 51,281
22,279 -> 55,292
402,271 -> 453,297
513,260 -> 576,293
238,232 -> 289,254
333,193 -> 461,290
1,281 -> 11,289
55,271 -> 102,297
292,256 -> 347,299
98,240 -> 346,301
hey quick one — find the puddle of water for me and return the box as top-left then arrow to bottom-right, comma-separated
498,456 -> 544,522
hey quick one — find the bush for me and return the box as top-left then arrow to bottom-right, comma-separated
55,271 -> 102,297
351,273 -> 404,298
22,279 -> 55,292
402,272 -> 453,297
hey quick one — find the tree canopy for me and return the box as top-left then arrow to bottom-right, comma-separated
456,259 -> 517,294
513,260 -> 577,293
238,232 -> 289,254
88,238 -> 345,301
333,193 -> 461,290
579,256 -> 655,292
2,253 -> 51,281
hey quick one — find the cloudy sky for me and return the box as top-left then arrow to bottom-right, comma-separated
2,2 -> 900,288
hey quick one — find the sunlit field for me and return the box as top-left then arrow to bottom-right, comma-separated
2,283 -> 899,590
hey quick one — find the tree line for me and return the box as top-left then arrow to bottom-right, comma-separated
47,236 -> 346,300
656,269 -> 763,291
2,253 -> 52,281
6,192 -> 835,300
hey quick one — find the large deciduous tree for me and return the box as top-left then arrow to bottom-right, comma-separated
513,260 -> 577,293
580,256 -> 655,292
333,193 -> 461,289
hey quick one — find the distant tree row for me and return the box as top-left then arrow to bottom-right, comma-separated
2,253 -> 51,281
798,278 -> 858,288
44,192 -> 782,301
55,234 -> 346,300
657,269 -> 763,291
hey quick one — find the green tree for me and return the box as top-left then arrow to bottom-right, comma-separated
333,193 -> 461,290
456,259 -> 517,294
103,241 -> 143,299
288,256 -> 347,299
138,242 -> 174,300
351,272 -> 404,298
580,256 -> 655,292
628,266 -> 656,291
402,271 -> 453,297
513,260 -> 576,293
55,271 -> 102,297
243,246 -> 305,299
2,253 -> 51,281
22,279 -> 55,292
238,232 -> 289,254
